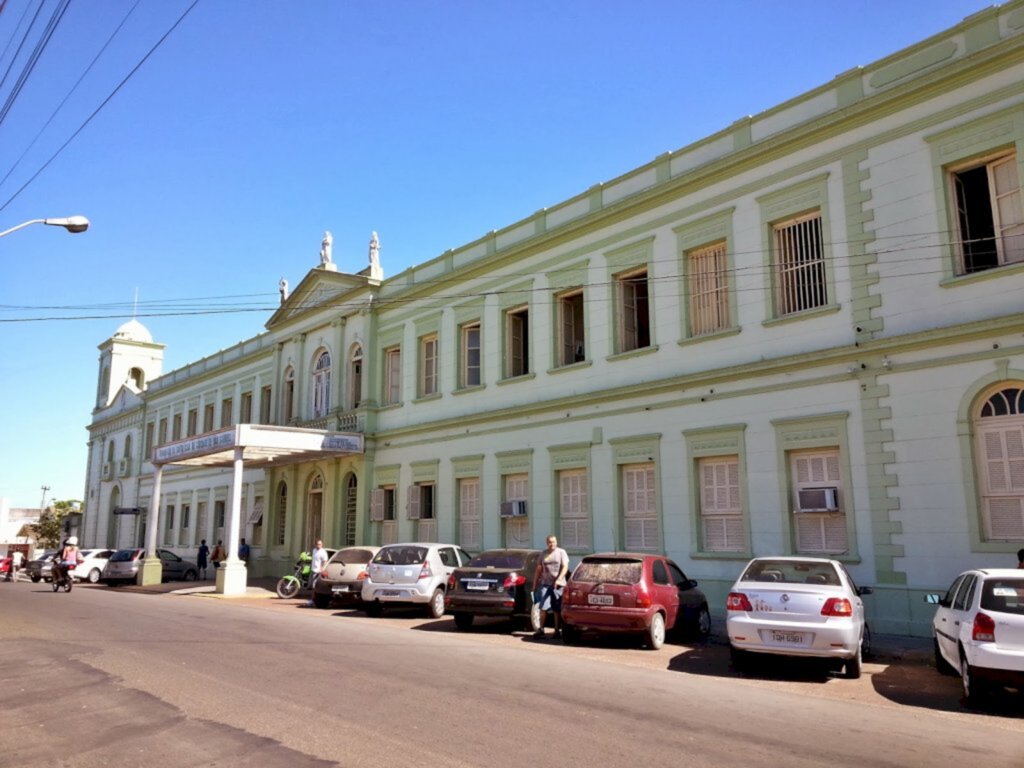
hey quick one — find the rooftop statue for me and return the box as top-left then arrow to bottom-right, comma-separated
320,230 -> 333,265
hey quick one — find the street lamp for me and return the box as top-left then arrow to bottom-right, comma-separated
0,215 -> 90,238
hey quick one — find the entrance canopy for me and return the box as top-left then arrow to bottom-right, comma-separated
152,424 -> 364,468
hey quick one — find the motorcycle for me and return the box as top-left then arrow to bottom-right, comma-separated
276,551 -> 313,599
51,561 -> 73,593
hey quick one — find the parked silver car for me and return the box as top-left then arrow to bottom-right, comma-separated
726,556 -> 872,678
362,542 -> 471,618
100,548 -> 199,585
312,545 -> 381,609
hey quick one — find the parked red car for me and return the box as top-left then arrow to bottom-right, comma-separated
561,553 -> 710,650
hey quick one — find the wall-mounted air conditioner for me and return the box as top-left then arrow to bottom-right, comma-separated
796,487 -> 839,513
499,500 -> 528,518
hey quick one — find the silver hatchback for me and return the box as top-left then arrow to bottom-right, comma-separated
362,542 -> 471,618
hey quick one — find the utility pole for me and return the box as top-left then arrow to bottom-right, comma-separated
40,485 -> 50,511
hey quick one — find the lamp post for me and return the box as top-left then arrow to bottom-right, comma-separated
0,215 -> 90,238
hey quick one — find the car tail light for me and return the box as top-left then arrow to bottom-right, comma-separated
635,589 -> 652,608
726,592 -> 753,612
357,570 -> 368,581
973,612 -> 996,642
821,598 -> 853,617
447,574 -> 456,590
503,572 -> 526,589
418,561 -> 432,580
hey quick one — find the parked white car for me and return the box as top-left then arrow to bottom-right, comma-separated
70,548 -> 115,584
726,556 -> 872,679
928,568 -> 1024,704
362,543 -> 471,618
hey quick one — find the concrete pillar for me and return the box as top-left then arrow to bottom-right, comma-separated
139,464 -> 164,585
216,447 -> 248,596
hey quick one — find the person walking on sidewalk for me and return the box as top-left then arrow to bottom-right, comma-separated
196,540 -> 210,579
6,550 -> 23,582
210,540 -> 225,569
532,535 -> 569,639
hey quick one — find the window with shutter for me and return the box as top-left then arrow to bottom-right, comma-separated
622,463 -> 659,551
420,336 -> 438,396
407,485 -> 422,520
461,323 -> 481,388
951,152 -> 1024,274
505,307 -> 529,378
458,478 -> 481,550
384,347 -> 401,405
790,449 -> 846,554
504,474 -> 530,548
699,457 -> 744,552
687,242 -> 729,336
557,290 -> 585,366
559,469 -> 591,551
975,387 -> 1024,540
617,269 -> 650,352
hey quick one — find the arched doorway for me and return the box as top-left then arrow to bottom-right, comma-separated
343,473 -> 357,546
307,473 -> 324,546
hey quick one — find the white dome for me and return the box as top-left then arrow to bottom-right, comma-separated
112,319 -> 153,343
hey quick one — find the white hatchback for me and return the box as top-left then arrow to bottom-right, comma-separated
928,568 -> 1024,704
362,542 -> 471,618
726,556 -> 872,678
70,548 -> 115,584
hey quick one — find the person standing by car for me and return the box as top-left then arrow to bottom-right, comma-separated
8,550 -> 23,582
532,535 -> 569,639
54,537 -> 82,585
306,539 -> 329,606
210,540 -> 225,569
239,538 -> 250,564
196,540 -> 210,579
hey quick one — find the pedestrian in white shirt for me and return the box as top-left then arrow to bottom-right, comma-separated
307,540 -> 329,606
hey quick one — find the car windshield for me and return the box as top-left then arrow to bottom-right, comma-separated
740,559 -> 840,585
330,548 -> 375,564
468,551 -> 528,569
572,558 -> 642,585
109,549 -> 140,563
373,546 -> 428,565
981,578 -> 1024,615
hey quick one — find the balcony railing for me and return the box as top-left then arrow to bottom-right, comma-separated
295,409 -> 364,433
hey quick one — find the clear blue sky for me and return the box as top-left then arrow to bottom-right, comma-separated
0,0 -> 992,509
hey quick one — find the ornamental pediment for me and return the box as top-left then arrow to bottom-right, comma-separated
265,269 -> 371,330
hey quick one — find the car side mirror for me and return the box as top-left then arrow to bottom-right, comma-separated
857,586 -> 873,596
679,579 -> 698,590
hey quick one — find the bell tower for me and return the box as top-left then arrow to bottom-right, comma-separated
95,319 -> 164,409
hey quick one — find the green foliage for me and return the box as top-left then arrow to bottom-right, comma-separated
31,500 -> 82,548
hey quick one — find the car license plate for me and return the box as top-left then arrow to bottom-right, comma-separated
588,594 -> 614,605
382,589 -> 401,597
465,579 -> 490,591
770,630 -> 805,645
331,585 -> 349,594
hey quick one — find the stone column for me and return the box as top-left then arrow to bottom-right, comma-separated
216,447 -> 248,596
139,464 -> 164,585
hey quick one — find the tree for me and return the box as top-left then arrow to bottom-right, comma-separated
31,500 -> 81,548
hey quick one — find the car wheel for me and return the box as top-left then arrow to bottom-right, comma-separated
313,593 -> 330,610
934,638 -> 956,676
427,589 -> 445,619
692,604 -> 711,638
453,612 -> 474,631
365,601 -> 383,617
961,650 -> 989,706
561,624 -> 581,645
183,570 -> 197,582
30,575 -> 40,583
844,638 -> 863,679
645,612 -> 666,650
86,568 -> 101,584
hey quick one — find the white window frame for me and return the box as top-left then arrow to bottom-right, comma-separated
558,469 -> 591,551
383,346 -> 401,405
686,241 -> 729,336
773,210 -> 826,316
622,463 -> 659,551
949,151 -> 1024,275
975,387 -> 1024,541
617,268 -> 650,353
420,335 -> 438,397
790,449 -> 847,555
461,322 -> 481,388
698,456 -> 745,552
505,306 -> 529,378
311,351 -> 331,418
458,477 -> 481,551
557,290 -> 585,366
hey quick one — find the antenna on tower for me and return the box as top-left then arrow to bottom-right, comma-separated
133,287 -> 139,319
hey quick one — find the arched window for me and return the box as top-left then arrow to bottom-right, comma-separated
307,474 -> 324,545
106,439 -> 115,464
123,434 -> 132,459
975,385 -> 1024,540
276,482 -> 288,546
283,366 -> 295,423
312,350 -> 331,418
349,345 -> 363,410
129,367 -> 145,389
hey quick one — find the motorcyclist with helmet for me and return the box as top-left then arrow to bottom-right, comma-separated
53,536 -> 82,585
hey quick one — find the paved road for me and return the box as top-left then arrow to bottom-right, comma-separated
1,581 -> 1021,768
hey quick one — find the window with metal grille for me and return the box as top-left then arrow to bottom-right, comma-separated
617,269 -> 650,352
687,241 -> 729,336
951,152 -> 1024,274
622,463 -> 659,551
790,449 -> 847,554
421,335 -> 438,396
458,477 -> 481,551
773,212 -> 826,316
976,386 -> 1024,541
557,290 -> 585,366
559,469 -> 591,551
698,456 -> 745,552
505,307 -> 529,377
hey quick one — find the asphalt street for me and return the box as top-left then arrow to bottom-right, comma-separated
1,579 -> 1021,768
